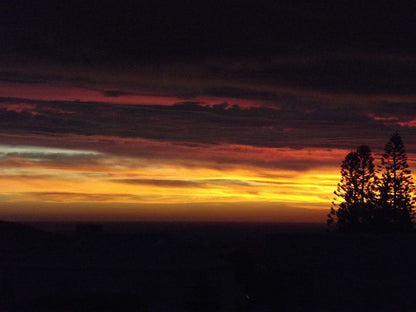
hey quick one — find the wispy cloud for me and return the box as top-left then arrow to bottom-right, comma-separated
0,145 -> 102,164
112,178 -> 253,188
25,192 -> 146,202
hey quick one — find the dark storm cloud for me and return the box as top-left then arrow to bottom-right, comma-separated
365,102 -> 416,120
1,1 -> 414,117
1,52 -> 414,109
0,96 -> 408,153
172,86 -> 282,102
76,86 -> 142,98
1,0 -> 415,159
101,90 -> 138,97
204,54 -> 416,97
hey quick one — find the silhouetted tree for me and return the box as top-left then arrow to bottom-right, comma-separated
328,145 -> 376,231
375,133 -> 415,231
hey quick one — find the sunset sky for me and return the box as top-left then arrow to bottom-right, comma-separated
0,1 -> 415,222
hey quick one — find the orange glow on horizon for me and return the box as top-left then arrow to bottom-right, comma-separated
0,141 -> 343,222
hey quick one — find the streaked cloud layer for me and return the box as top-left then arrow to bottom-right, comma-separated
0,1 -> 414,221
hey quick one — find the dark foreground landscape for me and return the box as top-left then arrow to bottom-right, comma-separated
2,221 -> 416,311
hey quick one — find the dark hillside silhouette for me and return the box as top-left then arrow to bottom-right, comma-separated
3,221 -> 416,311
0,220 -> 66,252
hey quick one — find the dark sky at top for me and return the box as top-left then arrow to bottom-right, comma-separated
0,0 -> 415,154
2,0 -> 415,63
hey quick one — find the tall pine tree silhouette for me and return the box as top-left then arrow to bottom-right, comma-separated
376,132 -> 415,231
328,145 -> 376,231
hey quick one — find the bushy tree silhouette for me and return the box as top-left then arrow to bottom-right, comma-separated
375,132 -> 415,231
329,133 -> 415,232
328,145 -> 376,231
